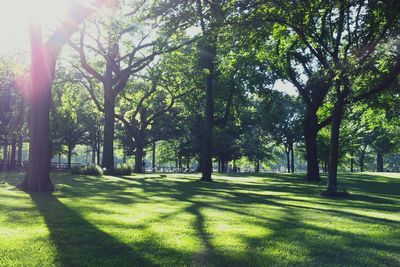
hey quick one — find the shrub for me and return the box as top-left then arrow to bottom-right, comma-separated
71,165 -> 103,176
82,165 -> 104,176
71,165 -> 81,175
114,163 -> 132,176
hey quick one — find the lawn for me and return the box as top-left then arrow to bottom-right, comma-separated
0,172 -> 399,267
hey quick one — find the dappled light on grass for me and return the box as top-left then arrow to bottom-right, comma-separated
0,172 -> 399,266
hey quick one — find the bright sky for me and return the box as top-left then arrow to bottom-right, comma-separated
0,0 -> 71,56
274,80 -> 298,96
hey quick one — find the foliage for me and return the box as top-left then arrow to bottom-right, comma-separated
71,165 -> 104,176
114,163 -> 133,176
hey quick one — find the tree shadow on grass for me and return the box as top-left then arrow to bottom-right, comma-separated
8,172 -> 399,267
29,192 -> 160,267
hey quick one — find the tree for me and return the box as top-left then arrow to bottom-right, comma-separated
51,76 -> 100,169
116,75 -> 186,173
70,0 -> 193,172
261,92 -> 304,173
18,0 -> 110,192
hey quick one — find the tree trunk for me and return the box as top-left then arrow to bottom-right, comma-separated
178,155 -> 182,171
201,44 -> 216,182
286,148 -> 290,173
17,135 -> 23,168
91,141 -> 96,165
18,0 -> 107,191
67,145 -> 73,169
152,141 -> 156,172
376,152 -> 384,172
186,156 -> 190,170
101,87 -> 115,172
96,135 -> 101,166
359,148 -> 365,172
290,146 -> 295,173
19,24 -> 54,192
9,136 -> 17,170
326,100 -> 344,194
134,139 -> 144,173
350,149 -> 354,172
3,144 -> 8,166
255,159 -> 260,173
304,108 -> 321,181
218,160 -> 221,173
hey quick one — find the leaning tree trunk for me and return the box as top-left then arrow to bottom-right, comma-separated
304,108 -> 321,181
101,87 -> 115,172
18,24 -> 54,192
376,152 -> 384,172
201,44 -> 216,182
326,99 -> 344,195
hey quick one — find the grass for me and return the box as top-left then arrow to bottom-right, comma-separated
0,171 -> 399,267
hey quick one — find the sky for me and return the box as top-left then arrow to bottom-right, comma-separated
0,0 -> 71,56
274,80 -> 298,96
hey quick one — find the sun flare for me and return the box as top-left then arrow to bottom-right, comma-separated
0,0 -> 72,53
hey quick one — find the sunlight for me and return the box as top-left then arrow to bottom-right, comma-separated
7,0 -> 70,26
0,0 -> 72,54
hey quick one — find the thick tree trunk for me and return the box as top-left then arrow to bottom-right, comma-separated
19,2 -> 106,190
101,87 -> 115,172
178,156 -> 182,171
290,146 -> 295,173
286,149 -> 290,173
359,149 -> 365,172
186,156 -> 190,170
326,100 -> 344,194
9,136 -> 17,170
304,108 -> 321,181
134,139 -> 144,173
201,44 -> 216,182
376,152 -> 384,172
255,159 -> 260,173
197,158 -> 202,172
17,135 -> 23,168
19,25 -> 54,192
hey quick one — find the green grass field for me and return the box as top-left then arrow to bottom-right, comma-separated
0,172 -> 399,267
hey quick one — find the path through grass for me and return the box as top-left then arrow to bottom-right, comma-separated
0,172 -> 399,266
